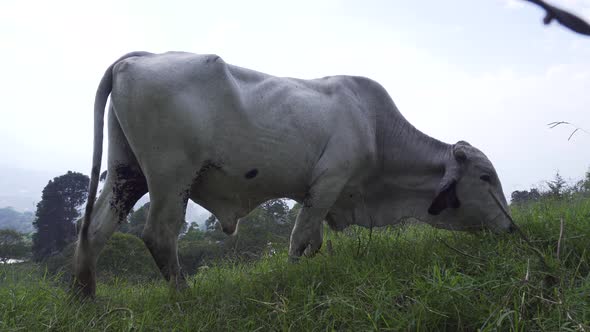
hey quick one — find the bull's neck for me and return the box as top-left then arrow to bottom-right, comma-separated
371,118 -> 452,225
381,119 -> 450,173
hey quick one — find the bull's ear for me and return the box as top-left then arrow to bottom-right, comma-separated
453,141 -> 470,162
428,180 -> 460,215
428,142 -> 468,215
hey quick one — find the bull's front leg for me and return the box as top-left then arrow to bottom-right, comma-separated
289,173 -> 345,261
289,206 -> 326,260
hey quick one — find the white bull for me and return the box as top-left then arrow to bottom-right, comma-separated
74,51 -> 513,296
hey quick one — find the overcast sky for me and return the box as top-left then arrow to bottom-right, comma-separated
1,0 -> 589,203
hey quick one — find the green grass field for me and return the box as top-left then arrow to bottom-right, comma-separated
1,197 -> 589,331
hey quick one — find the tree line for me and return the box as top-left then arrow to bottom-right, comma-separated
511,169 -> 590,205
0,169 -> 299,279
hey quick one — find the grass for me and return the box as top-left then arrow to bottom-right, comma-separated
1,197 -> 589,331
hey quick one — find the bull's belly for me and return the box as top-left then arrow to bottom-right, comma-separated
187,160 -> 308,220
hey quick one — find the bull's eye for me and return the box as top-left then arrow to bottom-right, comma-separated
480,175 -> 491,183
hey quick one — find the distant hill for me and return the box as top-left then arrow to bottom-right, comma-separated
0,166 -> 61,212
0,207 -> 34,233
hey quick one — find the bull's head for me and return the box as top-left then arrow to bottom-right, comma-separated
427,141 -> 514,233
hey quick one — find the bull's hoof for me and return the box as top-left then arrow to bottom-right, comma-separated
288,255 -> 301,264
303,243 -> 321,257
71,277 -> 96,299
72,267 -> 97,299
177,278 -> 189,291
168,274 -> 189,292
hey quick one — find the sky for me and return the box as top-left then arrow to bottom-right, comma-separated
0,0 -> 589,212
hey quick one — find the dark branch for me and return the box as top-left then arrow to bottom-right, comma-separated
524,0 -> 590,36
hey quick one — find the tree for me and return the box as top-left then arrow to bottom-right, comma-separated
215,198 -> 293,259
546,171 -> 567,198
177,199 -> 296,271
582,168 -> 590,193
181,223 -> 206,242
569,168 -> 590,197
511,189 -> 541,205
204,214 -> 219,232
32,171 -> 89,261
261,199 -> 289,223
0,229 -> 29,263
178,221 -> 222,275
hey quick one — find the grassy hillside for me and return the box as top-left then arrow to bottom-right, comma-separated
1,197 -> 589,331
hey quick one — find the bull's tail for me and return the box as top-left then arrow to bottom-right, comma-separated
80,51 -> 152,243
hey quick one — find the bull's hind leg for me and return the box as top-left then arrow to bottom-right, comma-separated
141,185 -> 190,290
74,106 -> 148,296
73,162 -> 147,296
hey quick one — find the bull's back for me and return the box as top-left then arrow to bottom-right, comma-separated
110,52 -> 375,203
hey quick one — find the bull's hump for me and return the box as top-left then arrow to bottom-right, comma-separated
116,52 -> 228,83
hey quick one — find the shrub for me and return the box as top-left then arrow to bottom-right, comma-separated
43,232 -> 159,283
98,232 -> 160,282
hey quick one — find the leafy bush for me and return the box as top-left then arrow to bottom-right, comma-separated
0,229 -> 29,263
177,199 -> 295,273
178,240 -> 222,275
43,232 -> 159,283
98,232 -> 160,282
